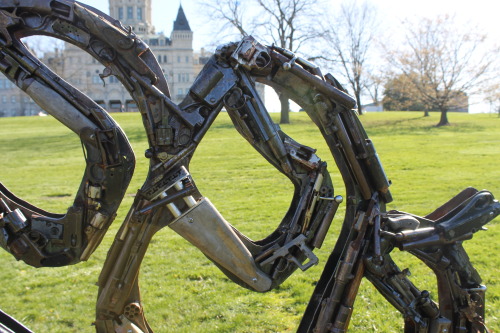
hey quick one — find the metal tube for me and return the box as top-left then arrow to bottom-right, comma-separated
174,181 -> 197,208
25,80 -> 99,135
331,114 -> 372,200
312,196 -> 343,248
159,192 -> 182,218
137,187 -> 196,215
271,51 -> 356,110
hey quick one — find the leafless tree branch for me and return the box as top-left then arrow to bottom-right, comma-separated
386,15 -> 499,126
322,0 -> 379,115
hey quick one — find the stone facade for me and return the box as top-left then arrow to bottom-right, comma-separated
0,78 -> 40,117
0,1 -> 209,117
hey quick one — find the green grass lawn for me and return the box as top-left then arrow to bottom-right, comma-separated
0,111 -> 498,332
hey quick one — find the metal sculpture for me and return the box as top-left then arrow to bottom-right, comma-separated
0,1 -> 498,332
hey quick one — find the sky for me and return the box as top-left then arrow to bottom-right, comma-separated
79,0 -> 500,51
77,0 -> 499,112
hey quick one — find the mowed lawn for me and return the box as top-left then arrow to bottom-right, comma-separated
0,111 -> 498,332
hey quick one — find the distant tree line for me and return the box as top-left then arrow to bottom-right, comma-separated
383,73 -> 469,116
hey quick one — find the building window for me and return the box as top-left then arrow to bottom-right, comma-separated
185,56 -> 189,63
177,56 -> 181,63
127,6 -> 133,19
177,88 -> 183,95
92,75 -> 101,84
11,96 -> 16,103
109,100 -> 122,112
118,7 -> 124,20
0,79 -> 4,89
158,55 -> 162,63
177,73 -> 189,83
2,96 -> 7,103
163,55 -> 167,63
137,7 -> 143,20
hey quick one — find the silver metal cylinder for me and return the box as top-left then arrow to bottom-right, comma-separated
25,80 -> 99,135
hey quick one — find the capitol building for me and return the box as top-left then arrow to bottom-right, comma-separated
0,0 -> 210,117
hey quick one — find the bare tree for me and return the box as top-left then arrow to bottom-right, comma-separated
254,0 -> 322,53
199,0 -> 323,124
366,69 -> 385,107
200,0 -> 251,44
323,0 -> 379,115
387,15 -> 499,126
484,83 -> 500,117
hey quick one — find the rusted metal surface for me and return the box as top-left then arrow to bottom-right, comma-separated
0,2 -> 498,332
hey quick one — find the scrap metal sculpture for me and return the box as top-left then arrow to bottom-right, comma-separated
0,1 -> 498,332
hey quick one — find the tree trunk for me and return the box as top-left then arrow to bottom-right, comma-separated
424,110 -> 429,117
355,92 -> 363,115
436,109 -> 450,126
279,93 -> 290,124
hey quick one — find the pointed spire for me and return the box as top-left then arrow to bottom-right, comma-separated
173,5 -> 191,31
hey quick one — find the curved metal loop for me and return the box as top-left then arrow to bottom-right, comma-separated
0,3 -> 498,333
0,2 -> 138,267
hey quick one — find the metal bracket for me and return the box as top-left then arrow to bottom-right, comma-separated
260,234 -> 318,271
